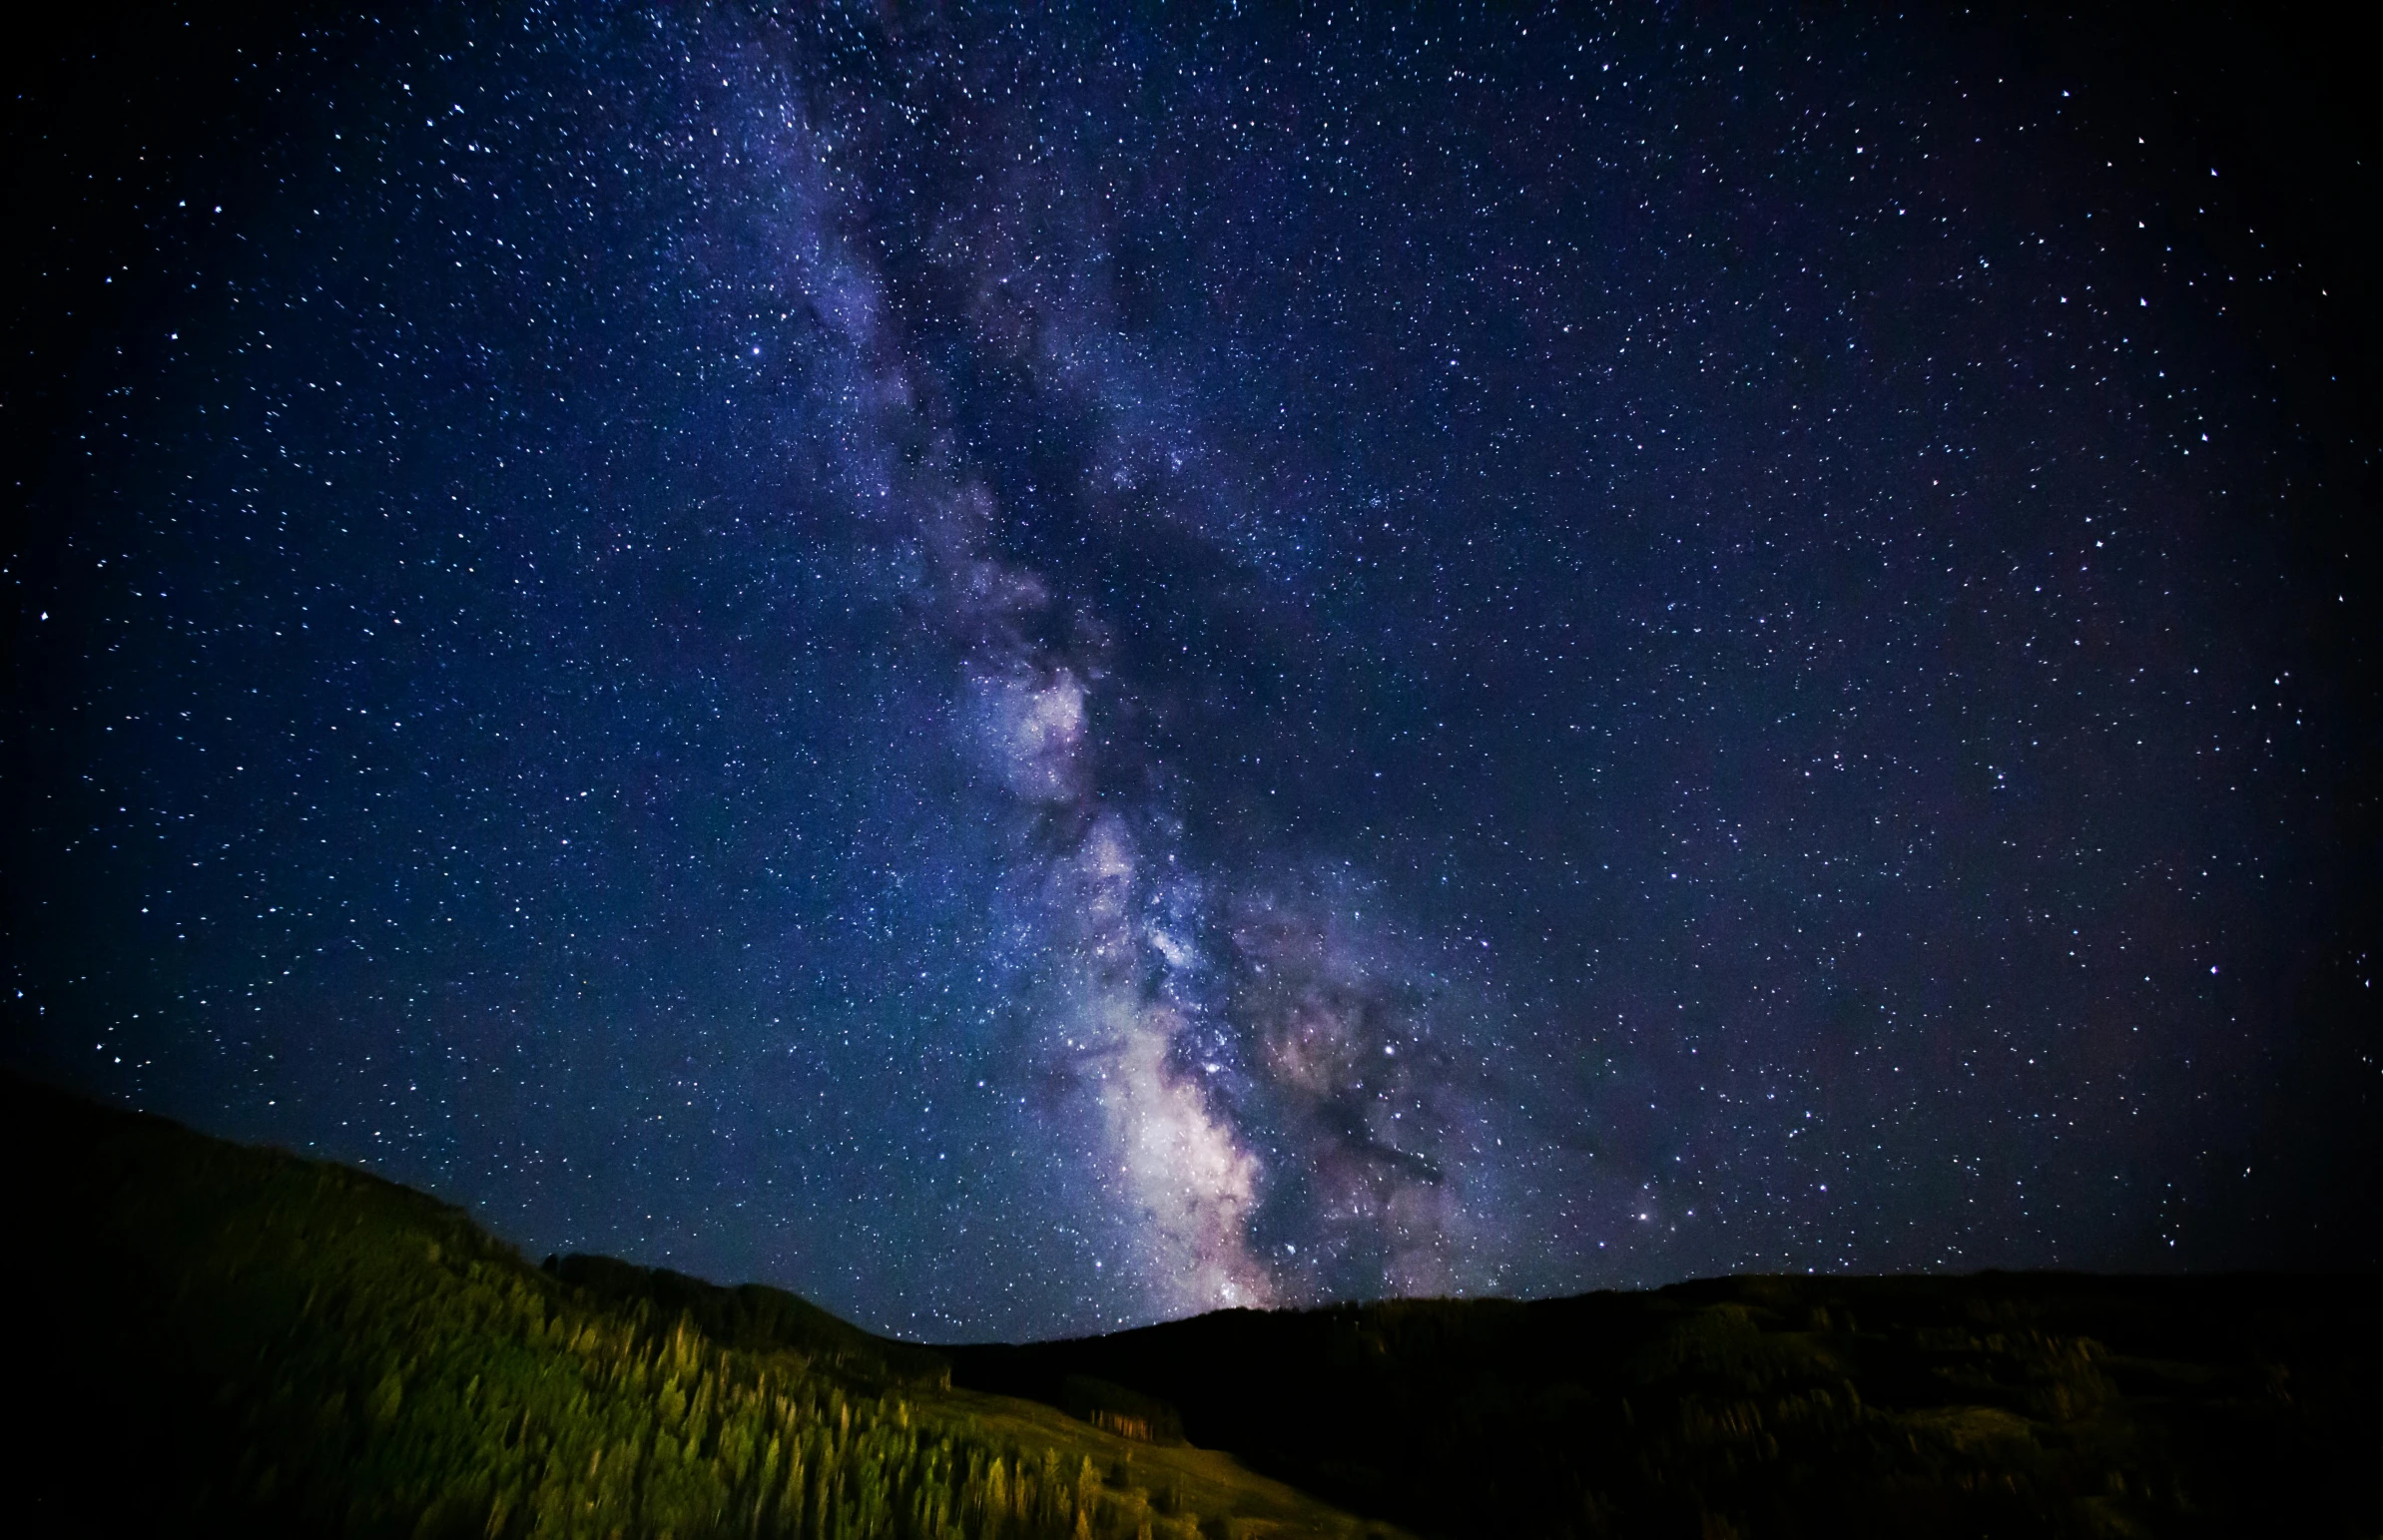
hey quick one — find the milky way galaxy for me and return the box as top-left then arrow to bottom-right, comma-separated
6,4 -> 2375,1339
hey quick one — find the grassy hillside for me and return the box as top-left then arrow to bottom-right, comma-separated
9,1072 -> 2375,1538
1,1076 -> 1401,1540
949,1274 -> 2383,1538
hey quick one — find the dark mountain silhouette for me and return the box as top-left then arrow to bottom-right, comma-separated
949,1273 -> 2382,1537
7,1073 -> 2375,1537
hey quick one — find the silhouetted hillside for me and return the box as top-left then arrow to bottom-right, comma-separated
950,1273 -> 2383,1537
6,1071 -> 2374,1538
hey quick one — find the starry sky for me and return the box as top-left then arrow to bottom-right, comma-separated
5,3 -> 2376,1340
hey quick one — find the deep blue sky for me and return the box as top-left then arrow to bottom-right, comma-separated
6,2 -> 2375,1340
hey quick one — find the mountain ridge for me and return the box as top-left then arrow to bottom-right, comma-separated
6,1072 -> 2377,1537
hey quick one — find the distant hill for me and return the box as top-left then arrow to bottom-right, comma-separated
949,1268 -> 2383,1538
5,1073 -> 2375,1538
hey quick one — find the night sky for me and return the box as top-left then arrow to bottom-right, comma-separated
6,3 -> 2376,1341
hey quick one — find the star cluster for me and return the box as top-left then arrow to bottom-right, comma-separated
5,4 -> 2373,1339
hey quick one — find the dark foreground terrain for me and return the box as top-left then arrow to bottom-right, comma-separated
951,1270 -> 2383,1538
6,1076 -> 2376,1538
2,1077 -> 1396,1540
